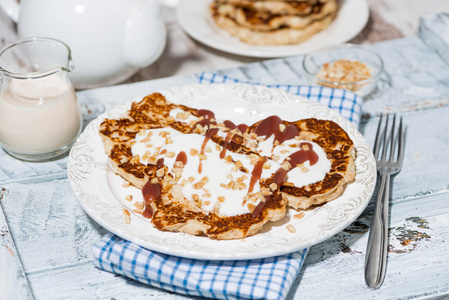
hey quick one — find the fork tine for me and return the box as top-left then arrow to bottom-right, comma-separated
389,114 -> 397,162
381,114 -> 389,161
396,116 -> 405,165
373,114 -> 383,158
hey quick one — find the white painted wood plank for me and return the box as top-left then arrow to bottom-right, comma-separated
359,104 -> 449,201
28,262 -> 195,300
290,191 -> 449,299
362,37 -> 449,115
419,12 -> 449,67
0,203 -> 34,300
0,179 -> 106,272
260,59 -> 306,85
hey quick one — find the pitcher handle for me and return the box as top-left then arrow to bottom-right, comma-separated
0,0 -> 20,22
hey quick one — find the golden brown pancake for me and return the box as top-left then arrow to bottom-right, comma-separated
209,0 -> 338,45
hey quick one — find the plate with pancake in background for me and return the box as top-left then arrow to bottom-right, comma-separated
176,0 -> 369,57
68,83 -> 376,260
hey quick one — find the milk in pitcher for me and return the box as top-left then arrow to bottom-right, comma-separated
0,74 -> 82,159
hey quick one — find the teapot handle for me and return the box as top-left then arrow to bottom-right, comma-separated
0,0 -> 20,22
124,0 -> 167,68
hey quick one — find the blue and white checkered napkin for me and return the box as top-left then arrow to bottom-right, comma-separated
94,233 -> 308,300
92,72 -> 362,300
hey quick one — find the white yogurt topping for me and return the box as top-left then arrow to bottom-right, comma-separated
256,136 -> 332,187
132,127 -> 281,216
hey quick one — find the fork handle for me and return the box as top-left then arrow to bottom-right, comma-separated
365,172 -> 391,289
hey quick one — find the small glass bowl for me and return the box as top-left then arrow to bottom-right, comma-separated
302,44 -> 384,97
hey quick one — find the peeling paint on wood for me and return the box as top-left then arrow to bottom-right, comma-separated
389,217 -> 432,253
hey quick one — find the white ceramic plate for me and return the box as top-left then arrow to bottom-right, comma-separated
68,83 -> 376,260
176,0 -> 369,58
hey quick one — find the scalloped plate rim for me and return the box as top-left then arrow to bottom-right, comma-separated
68,83 -> 376,260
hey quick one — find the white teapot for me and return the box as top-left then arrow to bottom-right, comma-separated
0,0 -> 167,89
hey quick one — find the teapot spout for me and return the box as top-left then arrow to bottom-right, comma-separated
124,0 -> 167,68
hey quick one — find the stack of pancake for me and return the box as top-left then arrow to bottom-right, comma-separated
209,0 -> 338,45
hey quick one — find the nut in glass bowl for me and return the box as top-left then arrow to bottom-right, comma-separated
302,44 -> 384,97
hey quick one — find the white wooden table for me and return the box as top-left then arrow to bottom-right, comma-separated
1,1 -> 449,299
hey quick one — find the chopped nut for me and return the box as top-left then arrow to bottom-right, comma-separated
213,201 -> 221,213
279,124 -> 286,132
141,151 -> 150,161
122,209 -> 131,224
237,182 -> 247,190
281,162 -> 291,170
287,224 -> 296,233
255,192 -> 265,201
235,160 -> 243,168
174,161 -> 184,168
224,155 -> 233,163
247,203 -> 256,213
165,137 -> 173,145
150,177 -> 159,184
156,168 -> 165,177
229,181 -> 236,190
315,59 -> 372,92
294,212 -> 305,219
190,148 -> 199,156
269,183 -> 278,191
159,130 -> 170,138
122,181 -> 131,188
205,146 -> 212,153
193,182 -> 204,190
165,151 -> 175,158
134,202 -> 144,210
125,195 -> 133,202
218,196 -> 225,202
143,131 -> 153,142
261,188 -> 272,196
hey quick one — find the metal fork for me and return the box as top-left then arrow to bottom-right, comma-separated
365,114 -> 405,289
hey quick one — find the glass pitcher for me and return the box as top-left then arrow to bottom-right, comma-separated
0,37 -> 82,161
